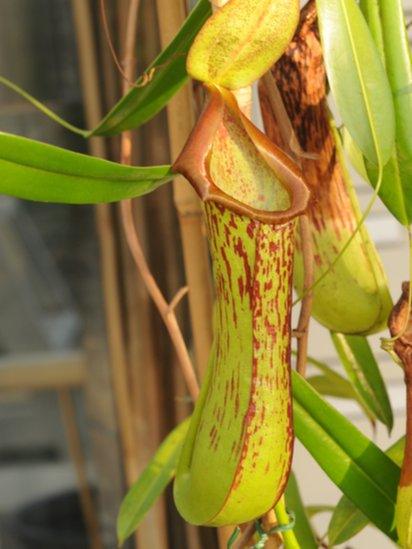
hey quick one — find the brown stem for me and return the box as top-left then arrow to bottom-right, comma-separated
260,66 -> 314,377
155,0 -> 214,383
99,0 -> 141,89
232,522 -> 256,549
169,286 -> 189,312
120,200 -> 200,401
296,215 -> 314,376
389,282 -> 412,487
261,72 -> 304,163
72,0 -> 142,539
116,0 -> 200,404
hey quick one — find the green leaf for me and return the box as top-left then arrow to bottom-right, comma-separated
379,0 -> 412,162
328,436 -> 405,545
90,0 -> 211,136
328,494 -> 372,546
306,505 -> 334,518
358,0 -> 412,225
0,75 -> 87,137
292,371 -> 399,541
117,419 -> 190,546
331,334 -> 393,432
365,152 -> 411,225
316,0 -> 395,167
308,374 -> 357,400
0,132 -> 173,204
306,354 -> 375,424
285,473 -> 318,549
343,109 -> 410,225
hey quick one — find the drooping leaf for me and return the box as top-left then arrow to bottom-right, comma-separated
360,0 -> 412,225
379,0 -> 412,162
331,333 -> 393,432
187,0 -> 299,89
308,374 -> 357,400
365,151 -> 411,225
117,419 -> 190,546
306,505 -> 334,518
0,132 -> 173,204
328,436 -> 405,545
306,354 -> 375,424
285,472 -> 318,549
328,494 -> 372,546
316,0 -> 395,167
0,75 -> 87,136
90,0 -> 211,136
292,371 -> 399,541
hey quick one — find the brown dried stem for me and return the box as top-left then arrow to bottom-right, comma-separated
295,214 -> 314,376
116,0 -> 199,403
155,0 -> 214,384
99,0 -> 142,90
259,74 -> 313,375
120,200 -> 200,401
388,282 -> 412,487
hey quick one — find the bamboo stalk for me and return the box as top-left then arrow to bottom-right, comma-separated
154,2 -> 215,545
58,389 -> 103,549
71,0 -> 140,488
154,0 -> 213,380
116,2 -> 171,548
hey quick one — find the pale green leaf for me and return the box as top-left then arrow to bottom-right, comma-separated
117,419 -> 190,545
331,333 -> 393,431
328,436 -> 405,545
285,472 -> 318,549
316,0 -> 395,166
293,371 -> 399,541
0,132 -> 172,204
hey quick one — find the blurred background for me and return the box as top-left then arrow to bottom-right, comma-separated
0,1 -> 411,548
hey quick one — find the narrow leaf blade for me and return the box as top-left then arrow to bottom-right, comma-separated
328,495 -> 371,546
117,419 -> 190,545
293,371 -> 399,540
331,333 -> 393,431
316,0 -> 395,166
358,0 -> 412,224
285,472 -> 318,549
0,132 -> 173,204
328,436 -> 405,545
91,0 -> 211,136
306,354 -> 375,424
379,0 -> 412,161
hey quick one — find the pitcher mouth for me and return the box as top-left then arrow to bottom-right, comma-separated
173,85 -> 310,225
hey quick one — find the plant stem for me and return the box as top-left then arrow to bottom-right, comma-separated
118,0 -> 200,403
260,70 -> 313,377
0,75 -> 87,136
295,215 -> 313,376
274,496 -> 300,549
155,0 -> 214,381
120,200 -> 200,401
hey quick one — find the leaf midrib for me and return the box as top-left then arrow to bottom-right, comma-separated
0,155 -> 172,184
339,0 -> 381,169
